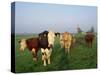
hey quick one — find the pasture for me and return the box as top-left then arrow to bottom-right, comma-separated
15,33 -> 97,73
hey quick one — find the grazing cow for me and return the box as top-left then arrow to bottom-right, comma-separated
38,33 -> 52,66
19,38 -> 39,62
85,32 -> 94,48
60,32 -> 73,53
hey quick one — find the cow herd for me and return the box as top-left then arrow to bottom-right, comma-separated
18,30 -> 95,66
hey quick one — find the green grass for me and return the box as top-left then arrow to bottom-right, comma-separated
15,34 -> 97,73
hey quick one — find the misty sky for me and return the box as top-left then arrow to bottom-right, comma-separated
14,2 -> 97,34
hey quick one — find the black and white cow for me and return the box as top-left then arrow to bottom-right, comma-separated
38,30 -> 55,66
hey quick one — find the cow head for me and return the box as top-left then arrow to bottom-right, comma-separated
48,30 -> 55,47
48,30 -> 55,38
19,39 -> 27,51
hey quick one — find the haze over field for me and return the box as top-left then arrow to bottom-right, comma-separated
13,2 -> 97,34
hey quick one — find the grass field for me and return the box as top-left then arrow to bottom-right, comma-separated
15,34 -> 97,73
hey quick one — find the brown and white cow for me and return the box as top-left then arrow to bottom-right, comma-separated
60,32 -> 73,53
19,30 -> 55,66
19,36 -> 51,66
85,32 -> 95,48
19,38 -> 39,62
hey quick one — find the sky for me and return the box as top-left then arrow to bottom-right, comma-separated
14,2 -> 97,34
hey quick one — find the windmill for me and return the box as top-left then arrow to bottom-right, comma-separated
77,24 -> 82,34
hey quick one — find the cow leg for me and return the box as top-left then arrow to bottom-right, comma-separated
44,48 -> 52,65
43,59 -> 46,66
90,40 -> 93,48
67,48 -> 69,54
89,42 -> 91,48
48,57 -> 50,64
41,48 -> 45,61
87,42 -> 91,48
91,42 -> 92,48
65,43 -> 70,54
60,41 -> 64,48
42,53 -> 47,66
65,48 -> 67,53
61,44 -> 63,48
43,53 -> 47,66
67,42 -> 71,54
42,55 -> 44,61
32,48 -> 37,62
47,48 -> 52,64
67,46 -> 70,54
41,48 -> 47,66
64,43 -> 68,53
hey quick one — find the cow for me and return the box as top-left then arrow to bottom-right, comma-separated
38,32 -> 52,66
19,36 -> 51,66
85,32 -> 95,48
38,30 -> 55,66
19,38 -> 39,62
60,32 -> 73,53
